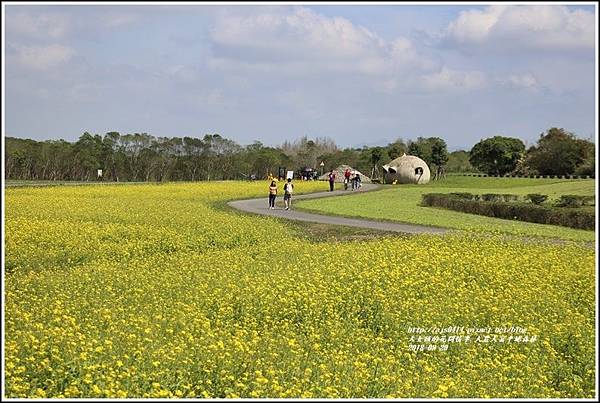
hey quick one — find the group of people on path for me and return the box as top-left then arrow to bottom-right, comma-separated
267,167 -> 362,210
337,168 -> 361,192
268,178 -> 294,210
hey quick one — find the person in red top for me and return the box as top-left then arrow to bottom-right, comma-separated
344,168 -> 351,190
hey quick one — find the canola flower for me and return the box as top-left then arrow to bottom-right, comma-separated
4,181 -> 596,398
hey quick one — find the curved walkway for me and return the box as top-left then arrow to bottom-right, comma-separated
227,183 -> 449,235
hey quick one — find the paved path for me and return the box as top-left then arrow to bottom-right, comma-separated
227,183 -> 449,235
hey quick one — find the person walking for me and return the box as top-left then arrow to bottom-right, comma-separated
353,173 -> 362,191
344,168 -> 351,184
328,170 -> 336,192
268,180 -> 277,209
283,178 -> 294,210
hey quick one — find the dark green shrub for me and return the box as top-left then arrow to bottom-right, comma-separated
421,193 -> 594,230
450,192 -> 477,200
480,193 -> 519,202
583,195 -> 595,206
481,194 -> 502,202
421,193 -> 449,207
501,194 -> 520,202
554,195 -> 587,208
526,194 -> 548,205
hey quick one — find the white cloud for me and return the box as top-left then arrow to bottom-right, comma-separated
212,7 -> 382,58
13,44 -> 74,70
209,7 -> 429,76
6,8 -> 140,47
502,73 -> 539,91
68,82 -> 99,102
103,13 -> 138,28
446,5 -> 504,44
208,6 -> 520,97
6,11 -> 71,39
444,5 -> 595,53
164,65 -> 201,83
421,67 -> 487,91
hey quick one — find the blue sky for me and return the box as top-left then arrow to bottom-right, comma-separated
3,3 -> 597,150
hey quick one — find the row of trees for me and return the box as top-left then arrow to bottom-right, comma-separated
469,128 -> 595,177
4,127 -> 593,182
5,132 -> 285,182
4,132 -> 460,182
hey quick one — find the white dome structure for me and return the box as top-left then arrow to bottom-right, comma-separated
382,153 -> 430,184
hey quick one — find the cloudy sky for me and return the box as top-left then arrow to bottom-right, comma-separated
3,2 -> 597,150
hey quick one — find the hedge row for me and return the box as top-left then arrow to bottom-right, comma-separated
462,174 -> 595,179
554,195 -> 596,208
421,193 -> 595,230
446,192 -> 595,207
449,193 -> 521,202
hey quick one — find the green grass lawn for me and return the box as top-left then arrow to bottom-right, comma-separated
296,177 -> 596,242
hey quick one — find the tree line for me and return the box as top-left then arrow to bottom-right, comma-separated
469,128 -> 595,177
4,127 -> 594,182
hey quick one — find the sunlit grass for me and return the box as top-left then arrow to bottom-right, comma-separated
296,177 -> 595,242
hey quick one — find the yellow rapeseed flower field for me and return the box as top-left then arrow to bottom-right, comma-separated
4,182 -> 596,398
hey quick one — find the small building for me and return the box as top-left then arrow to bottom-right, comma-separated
382,154 -> 430,184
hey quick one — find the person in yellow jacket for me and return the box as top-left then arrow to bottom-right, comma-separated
268,180 -> 277,209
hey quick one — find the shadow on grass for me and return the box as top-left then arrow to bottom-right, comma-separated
286,220 -> 406,243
